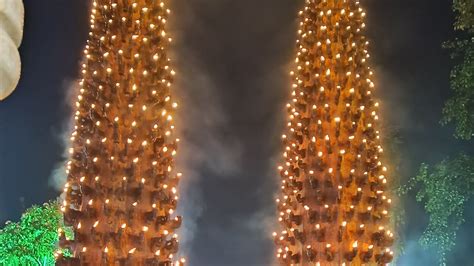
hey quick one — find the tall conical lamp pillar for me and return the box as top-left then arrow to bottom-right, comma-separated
274,1 -> 395,265
57,1 -> 184,265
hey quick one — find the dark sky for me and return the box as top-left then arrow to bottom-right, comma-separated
0,0 -> 473,265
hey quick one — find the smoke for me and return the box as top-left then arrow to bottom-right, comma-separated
172,51 -> 244,254
366,1 -> 474,265
167,0 -> 298,263
48,80 -> 77,191
396,238 -> 438,265
240,158 -> 281,266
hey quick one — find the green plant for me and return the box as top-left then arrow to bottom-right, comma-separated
399,154 -> 474,265
0,201 -> 71,266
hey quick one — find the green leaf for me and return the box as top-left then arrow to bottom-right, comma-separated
442,0 -> 474,140
0,201 -> 72,265
403,154 -> 474,265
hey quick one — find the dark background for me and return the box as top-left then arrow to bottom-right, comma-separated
0,0 -> 472,265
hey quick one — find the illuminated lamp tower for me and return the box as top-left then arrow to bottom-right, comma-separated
273,0 -> 394,265
57,1 -> 184,265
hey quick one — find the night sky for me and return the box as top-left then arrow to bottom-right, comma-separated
0,0 -> 473,265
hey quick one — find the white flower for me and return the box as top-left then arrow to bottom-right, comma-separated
0,0 -> 24,100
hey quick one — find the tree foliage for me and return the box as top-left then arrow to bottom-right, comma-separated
441,0 -> 474,140
399,154 -> 474,265
0,201 -> 71,266
452,0 -> 474,31
380,126 -> 406,256
399,2 -> 474,264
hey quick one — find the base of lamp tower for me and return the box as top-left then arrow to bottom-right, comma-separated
56,256 -> 175,266
56,257 -> 81,266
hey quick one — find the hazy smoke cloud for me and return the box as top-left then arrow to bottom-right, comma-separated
397,239 -> 438,265
172,47 -> 244,256
168,0 -> 297,263
366,1 -> 474,264
49,162 -> 67,191
48,80 -> 77,191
